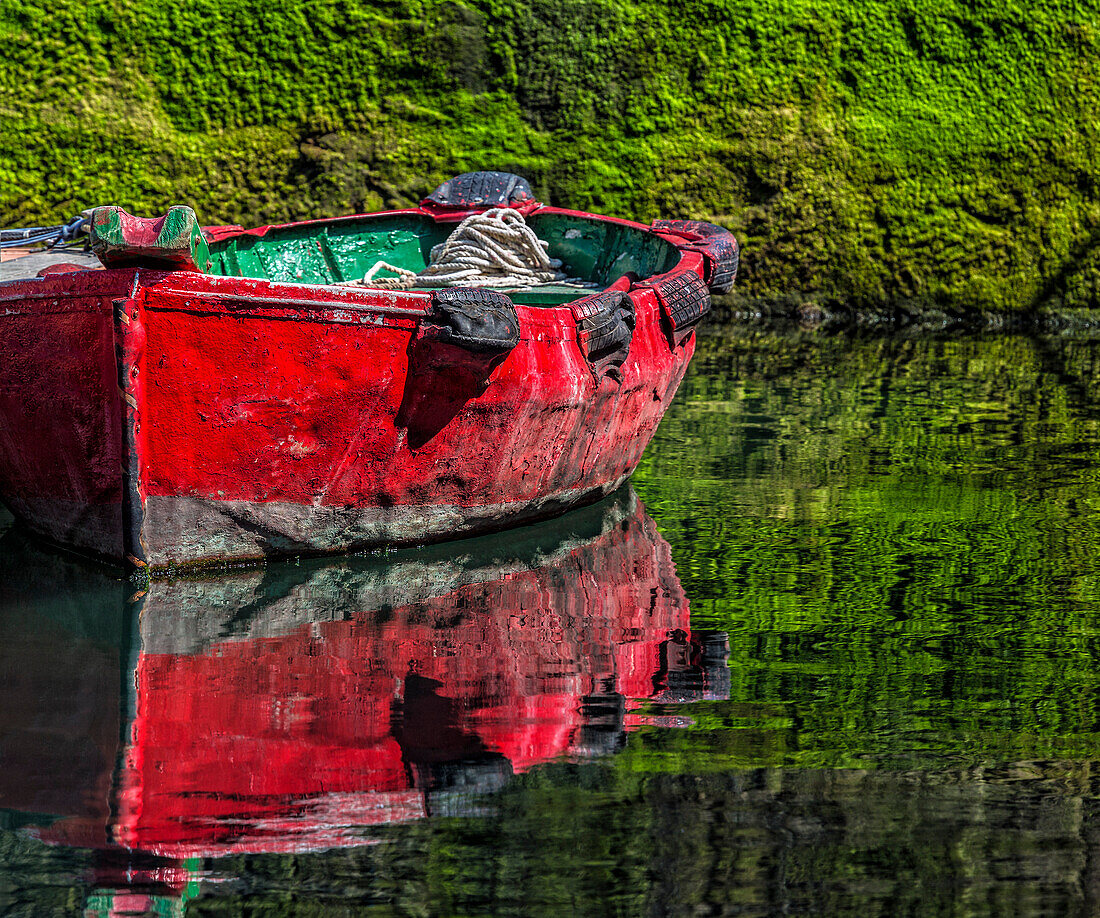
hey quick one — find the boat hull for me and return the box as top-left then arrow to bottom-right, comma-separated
0,257 -> 695,569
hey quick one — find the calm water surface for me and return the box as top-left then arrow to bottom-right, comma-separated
4,329 -> 1100,915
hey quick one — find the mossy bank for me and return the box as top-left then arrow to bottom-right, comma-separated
4,0 -> 1100,316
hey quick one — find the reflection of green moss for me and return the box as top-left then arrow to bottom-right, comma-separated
631,330 -> 1100,771
6,1 -> 1100,311
111,763 -> 1100,915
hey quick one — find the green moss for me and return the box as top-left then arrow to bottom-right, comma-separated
4,0 -> 1100,312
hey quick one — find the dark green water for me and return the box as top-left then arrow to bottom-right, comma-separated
5,329 -> 1100,916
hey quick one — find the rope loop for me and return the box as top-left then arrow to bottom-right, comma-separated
344,208 -> 594,291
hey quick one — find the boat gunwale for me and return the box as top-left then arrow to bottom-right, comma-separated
0,204 -> 701,337
136,274 -> 592,340
142,286 -> 430,321
0,271 -> 596,341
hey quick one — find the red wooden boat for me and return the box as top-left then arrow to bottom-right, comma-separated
0,172 -> 737,571
0,492 -> 727,911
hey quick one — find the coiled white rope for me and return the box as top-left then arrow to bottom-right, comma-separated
344,208 -> 593,290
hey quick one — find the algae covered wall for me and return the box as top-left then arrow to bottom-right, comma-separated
2,0 -> 1099,313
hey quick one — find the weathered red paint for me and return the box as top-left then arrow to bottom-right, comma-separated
0,494 -> 727,859
0,198 -> 731,570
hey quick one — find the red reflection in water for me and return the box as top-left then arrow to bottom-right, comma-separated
0,492 -> 727,909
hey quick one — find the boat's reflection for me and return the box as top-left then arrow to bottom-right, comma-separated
0,488 -> 726,906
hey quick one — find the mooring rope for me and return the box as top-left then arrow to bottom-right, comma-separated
0,213 -> 89,250
345,208 -> 593,290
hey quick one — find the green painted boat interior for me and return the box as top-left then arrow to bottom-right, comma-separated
207,212 -> 681,306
